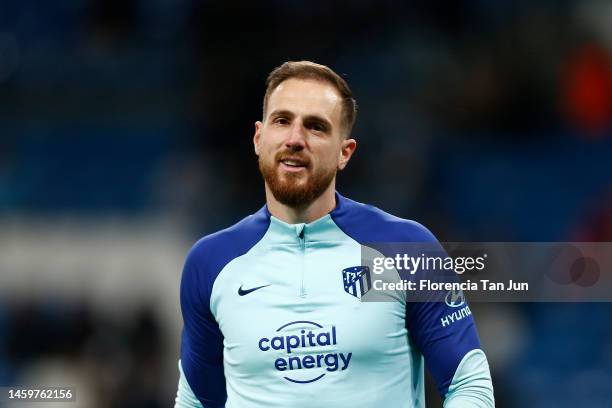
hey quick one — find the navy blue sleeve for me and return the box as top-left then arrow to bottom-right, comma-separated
179,207 -> 271,407
180,242 -> 227,408
399,236 -> 481,397
330,193 -> 481,398
405,284 -> 481,397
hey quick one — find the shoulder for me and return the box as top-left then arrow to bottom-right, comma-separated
330,193 -> 438,243
184,206 -> 271,285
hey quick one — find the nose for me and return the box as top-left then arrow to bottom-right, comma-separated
285,120 -> 306,151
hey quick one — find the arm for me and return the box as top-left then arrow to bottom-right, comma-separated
175,246 -> 227,408
407,294 -> 494,408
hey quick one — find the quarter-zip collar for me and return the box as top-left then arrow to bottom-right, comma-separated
263,192 -> 348,245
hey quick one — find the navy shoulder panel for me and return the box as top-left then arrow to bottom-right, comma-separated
330,192 -> 437,244
187,205 -> 271,291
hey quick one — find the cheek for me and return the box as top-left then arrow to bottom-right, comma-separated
261,148 -> 276,165
257,139 -> 275,160
313,145 -> 341,170
258,131 -> 284,157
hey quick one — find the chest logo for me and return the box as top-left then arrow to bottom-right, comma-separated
342,266 -> 371,300
238,284 -> 270,296
258,320 -> 352,384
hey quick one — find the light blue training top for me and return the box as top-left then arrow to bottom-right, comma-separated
175,192 -> 494,408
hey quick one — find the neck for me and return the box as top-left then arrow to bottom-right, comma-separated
265,183 -> 337,224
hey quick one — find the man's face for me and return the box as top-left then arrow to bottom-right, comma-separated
254,78 -> 356,207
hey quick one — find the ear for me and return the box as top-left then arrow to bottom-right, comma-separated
253,121 -> 263,156
338,138 -> 357,171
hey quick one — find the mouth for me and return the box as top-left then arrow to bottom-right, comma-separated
278,157 -> 309,173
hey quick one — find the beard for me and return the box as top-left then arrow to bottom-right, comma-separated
258,150 -> 336,208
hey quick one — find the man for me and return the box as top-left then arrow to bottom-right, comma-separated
175,61 -> 494,407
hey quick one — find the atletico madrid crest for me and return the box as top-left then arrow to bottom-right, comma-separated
342,266 -> 371,299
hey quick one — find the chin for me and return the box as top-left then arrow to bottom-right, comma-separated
278,179 -> 309,192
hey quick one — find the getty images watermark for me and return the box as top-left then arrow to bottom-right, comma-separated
343,242 -> 612,303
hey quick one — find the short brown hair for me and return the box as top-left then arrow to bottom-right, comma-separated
263,61 -> 357,136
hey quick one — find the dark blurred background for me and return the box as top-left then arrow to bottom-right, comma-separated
1,0 -> 611,407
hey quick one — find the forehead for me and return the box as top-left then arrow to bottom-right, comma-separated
267,78 -> 343,124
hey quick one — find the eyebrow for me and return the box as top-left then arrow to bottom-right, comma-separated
268,109 -> 333,131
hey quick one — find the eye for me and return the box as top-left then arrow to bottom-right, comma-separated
274,117 -> 289,125
309,122 -> 330,133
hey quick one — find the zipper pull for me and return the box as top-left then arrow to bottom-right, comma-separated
295,224 -> 305,242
